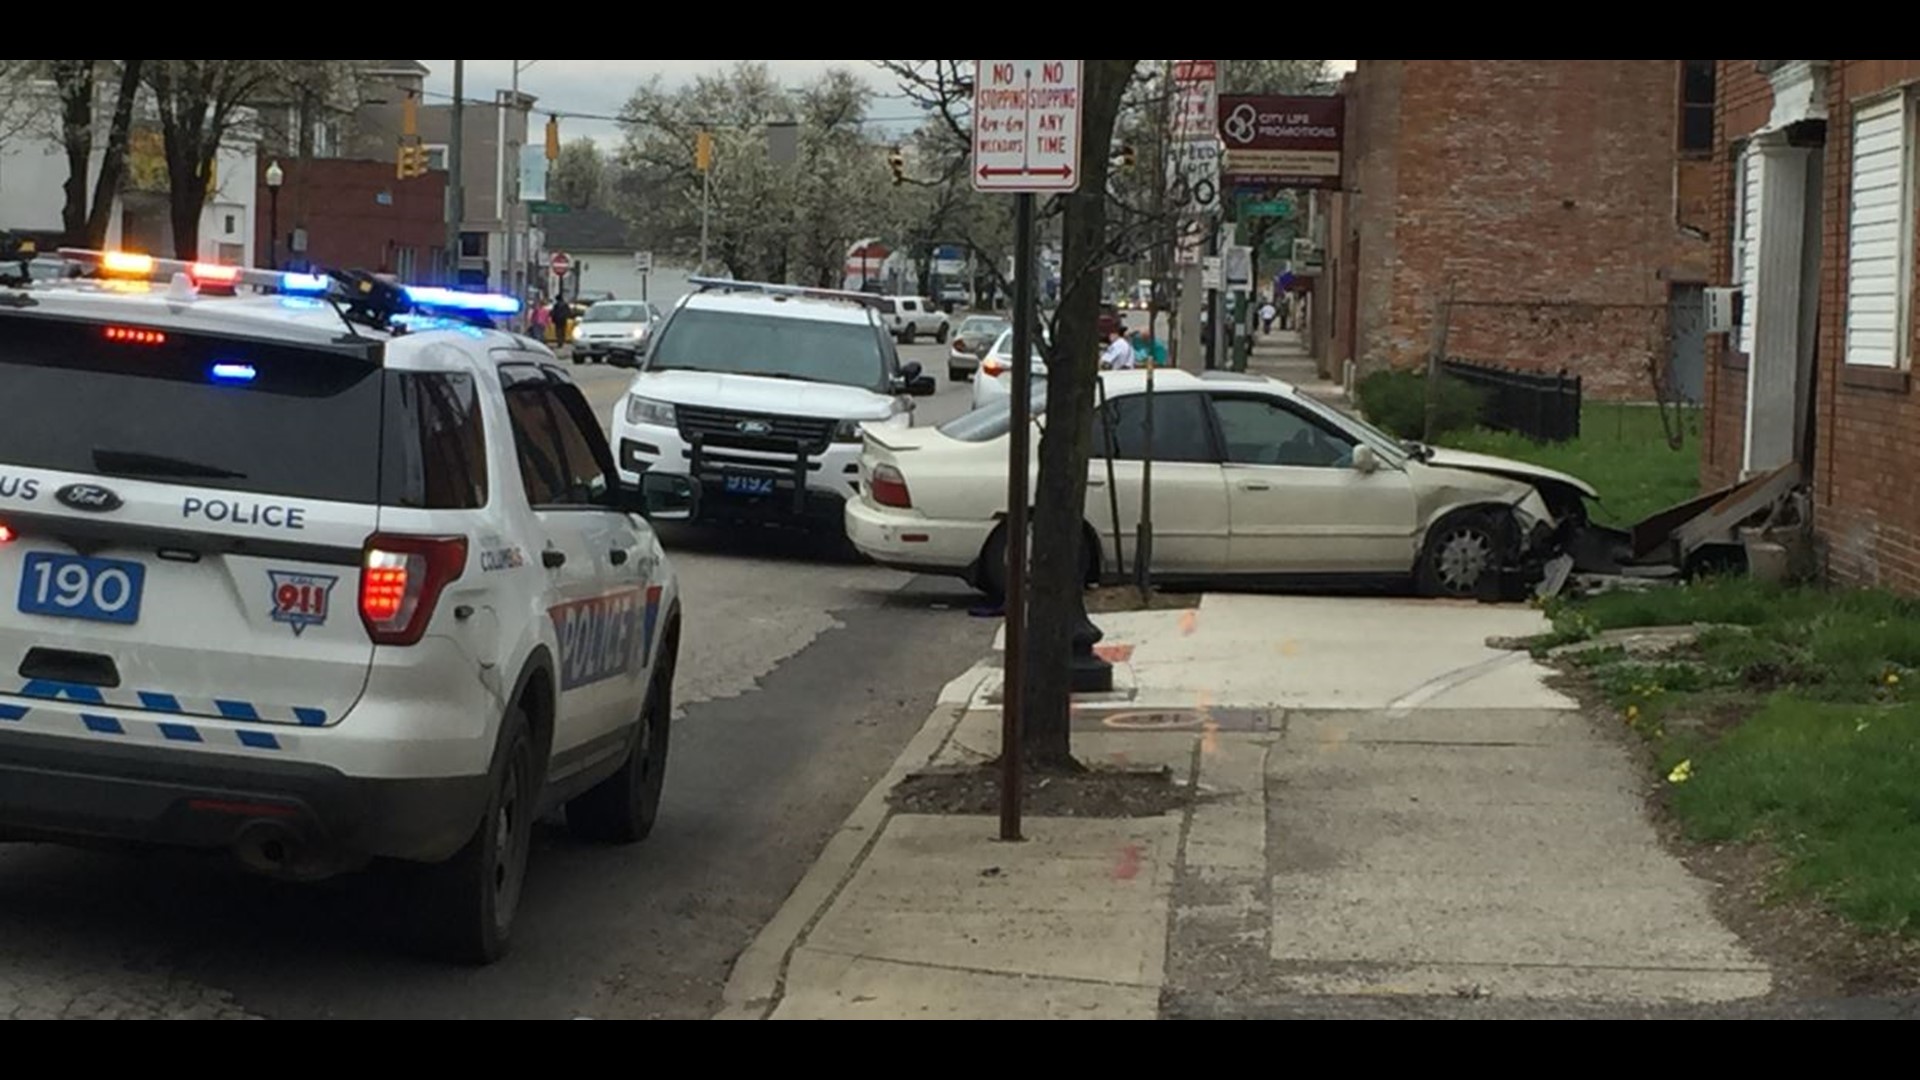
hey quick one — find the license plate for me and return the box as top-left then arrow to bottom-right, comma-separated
17,551 -> 147,625
723,474 -> 777,496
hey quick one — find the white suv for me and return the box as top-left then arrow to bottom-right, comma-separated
610,279 -> 935,536
0,251 -> 686,965
879,295 -> 950,344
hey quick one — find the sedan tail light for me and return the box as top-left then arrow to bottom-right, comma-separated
870,464 -> 912,509
360,534 -> 468,645
980,358 -> 1008,377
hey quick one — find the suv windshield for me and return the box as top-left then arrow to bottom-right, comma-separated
584,303 -> 649,322
646,307 -> 886,390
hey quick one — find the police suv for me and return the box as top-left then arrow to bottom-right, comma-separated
0,251 -> 687,964
608,278 -> 935,535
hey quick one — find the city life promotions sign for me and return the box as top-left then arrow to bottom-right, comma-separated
1218,94 -> 1346,190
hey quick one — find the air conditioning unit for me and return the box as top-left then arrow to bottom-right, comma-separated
1705,286 -> 1743,334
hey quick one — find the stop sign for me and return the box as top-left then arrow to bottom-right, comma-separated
550,252 -> 572,277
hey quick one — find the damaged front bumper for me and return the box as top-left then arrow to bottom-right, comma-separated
1474,499 -> 1569,603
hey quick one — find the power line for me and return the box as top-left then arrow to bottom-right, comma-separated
413,86 -> 932,126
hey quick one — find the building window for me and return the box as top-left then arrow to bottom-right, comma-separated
1731,141 -> 1762,355
396,247 -> 417,281
1681,61 -> 1716,155
224,213 -> 237,236
459,232 -> 486,259
1844,91 -> 1915,369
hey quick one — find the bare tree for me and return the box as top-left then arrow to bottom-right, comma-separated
29,61 -> 146,247
0,61 -> 39,148
144,60 -> 279,259
879,58 -> 1139,768
550,137 -> 608,212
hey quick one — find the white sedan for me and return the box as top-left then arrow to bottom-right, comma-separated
846,369 -> 1598,602
969,327 -> 1050,410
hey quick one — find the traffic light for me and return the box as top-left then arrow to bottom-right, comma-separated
397,142 -> 427,180
545,115 -> 560,161
695,130 -> 713,174
1117,144 -> 1137,170
888,146 -> 905,186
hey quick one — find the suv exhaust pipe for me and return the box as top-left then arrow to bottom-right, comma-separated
232,821 -> 332,881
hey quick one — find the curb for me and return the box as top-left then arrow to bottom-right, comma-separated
713,660 -> 995,1020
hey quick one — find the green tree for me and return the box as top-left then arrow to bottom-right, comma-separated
549,136 -> 607,211
1220,58 -> 1332,94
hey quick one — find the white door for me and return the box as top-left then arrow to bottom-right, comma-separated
1205,392 -> 1418,572
1086,390 -> 1229,573
501,366 -> 651,756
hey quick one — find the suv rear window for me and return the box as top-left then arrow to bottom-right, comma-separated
0,316 -> 487,508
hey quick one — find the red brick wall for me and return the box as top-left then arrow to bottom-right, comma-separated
1346,60 -> 1712,400
254,159 -> 446,276
1349,60 -> 1402,373
1702,61 -> 1773,491
1815,61 -> 1920,592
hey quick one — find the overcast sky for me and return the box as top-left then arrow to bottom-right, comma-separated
419,60 -> 1358,148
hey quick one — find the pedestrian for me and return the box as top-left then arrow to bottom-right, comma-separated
1100,325 -> 1137,370
530,294 -> 551,340
1128,328 -> 1167,368
550,294 -> 574,348
1259,298 -> 1277,335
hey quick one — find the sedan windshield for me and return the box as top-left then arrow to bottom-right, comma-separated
584,303 -> 649,322
646,308 -> 886,390
960,317 -> 1008,337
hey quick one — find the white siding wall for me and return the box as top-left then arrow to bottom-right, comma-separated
1845,92 -> 1913,369
1735,143 -> 1764,356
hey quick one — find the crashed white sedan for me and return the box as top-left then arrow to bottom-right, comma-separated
846,369 -> 1597,602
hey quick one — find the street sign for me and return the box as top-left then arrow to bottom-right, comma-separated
1201,256 -> 1223,290
1243,198 -> 1294,217
1167,140 -> 1220,212
550,252 -> 572,277
971,60 -> 1084,193
1169,59 -> 1220,214
1225,246 -> 1252,291
1219,95 -> 1346,189
528,201 -> 568,215
633,251 -> 653,274
1171,60 -> 1218,141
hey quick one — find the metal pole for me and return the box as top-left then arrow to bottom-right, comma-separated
699,167 -> 711,274
1205,214 -> 1221,369
447,60 -> 464,285
1135,359 -> 1155,598
1001,191 -> 1035,844
268,187 -> 279,269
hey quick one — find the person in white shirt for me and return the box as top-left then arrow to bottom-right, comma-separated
1100,327 -> 1137,370
1259,299 -> 1277,334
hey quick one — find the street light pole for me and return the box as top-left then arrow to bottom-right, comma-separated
447,60 -> 465,285
264,160 -> 283,269
699,166 -> 711,275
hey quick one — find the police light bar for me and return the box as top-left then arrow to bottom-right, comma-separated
403,285 -> 521,316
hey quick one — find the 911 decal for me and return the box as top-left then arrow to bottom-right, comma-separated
551,590 -> 644,691
269,571 -> 337,636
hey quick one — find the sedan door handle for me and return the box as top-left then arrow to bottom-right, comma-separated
1239,481 -> 1271,492
1088,478 -> 1106,488
542,549 -> 567,569
610,548 -> 630,566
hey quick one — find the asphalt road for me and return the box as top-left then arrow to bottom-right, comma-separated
0,339 -> 995,1020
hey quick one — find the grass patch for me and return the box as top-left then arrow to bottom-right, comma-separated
1553,575 -> 1920,939
1443,403 -> 1701,527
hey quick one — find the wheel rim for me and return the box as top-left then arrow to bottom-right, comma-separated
1435,526 -> 1494,593
492,750 -> 530,930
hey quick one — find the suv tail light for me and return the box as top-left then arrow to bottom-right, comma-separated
0,521 -> 14,544
870,464 -> 912,509
360,534 -> 468,646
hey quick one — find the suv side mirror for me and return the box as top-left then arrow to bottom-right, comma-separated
1352,444 -> 1379,474
629,473 -> 694,520
897,360 -> 936,397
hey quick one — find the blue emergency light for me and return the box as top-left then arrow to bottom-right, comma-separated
403,285 -> 521,316
279,272 -> 331,294
210,362 -> 258,383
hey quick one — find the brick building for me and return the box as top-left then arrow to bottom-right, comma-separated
1704,61 -> 1920,593
253,158 -> 446,279
1310,60 -> 1716,400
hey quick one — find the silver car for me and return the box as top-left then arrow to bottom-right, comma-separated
571,301 -> 662,366
970,327 -> 1050,410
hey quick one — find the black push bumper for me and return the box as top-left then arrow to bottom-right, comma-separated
686,433 -> 848,524
0,727 -> 488,877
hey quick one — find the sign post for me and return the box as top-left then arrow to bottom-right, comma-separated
634,251 -> 653,302
973,58 -> 1083,843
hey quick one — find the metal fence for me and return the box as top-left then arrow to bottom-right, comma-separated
1441,358 -> 1583,443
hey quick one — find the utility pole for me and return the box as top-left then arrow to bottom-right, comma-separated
446,60 -> 464,286
510,60 -> 540,320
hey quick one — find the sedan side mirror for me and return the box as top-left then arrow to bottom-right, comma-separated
1352,444 -> 1379,474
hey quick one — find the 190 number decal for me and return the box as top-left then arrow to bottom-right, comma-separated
17,552 -> 146,625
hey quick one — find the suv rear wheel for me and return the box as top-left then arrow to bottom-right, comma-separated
415,704 -> 538,965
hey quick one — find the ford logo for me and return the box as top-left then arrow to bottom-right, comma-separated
56,483 -> 124,513
737,420 -> 772,436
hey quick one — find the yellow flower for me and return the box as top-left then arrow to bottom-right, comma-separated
1625,704 -> 1640,724
1885,671 -> 1901,686
1667,760 -> 1693,784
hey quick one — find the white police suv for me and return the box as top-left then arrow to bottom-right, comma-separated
609,279 -> 935,536
0,251 -> 688,964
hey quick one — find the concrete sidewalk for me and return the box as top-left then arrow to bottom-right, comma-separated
718,593 -> 1774,1020
1244,329 -> 1350,412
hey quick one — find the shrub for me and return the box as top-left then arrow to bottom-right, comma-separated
1355,369 -> 1488,440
